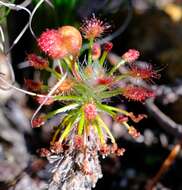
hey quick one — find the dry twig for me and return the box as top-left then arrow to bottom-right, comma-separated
145,143 -> 181,190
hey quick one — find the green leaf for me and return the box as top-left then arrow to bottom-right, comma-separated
95,122 -> 105,144
45,67 -> 61,79
59,121 -> 73,142
99,104 -> 129,116
96,116 -> 115,143
54,95 -> 82,101
109,59 -> 126,75
78,109 -> 85,135
59,112 -> 78,142
46,103 -> 80,119
99,89 -> 121,99
96,103 -> 115,117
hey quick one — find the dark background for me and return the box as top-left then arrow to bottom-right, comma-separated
0,0 -> 182,189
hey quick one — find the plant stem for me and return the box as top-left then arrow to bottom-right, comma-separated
88,38 -> 94,64
95,123 -> 105,144
99,51 -> 108,66
46,67 -> 61,79
146,143 -> 181,190
99,88 -> 121,99
96,116 -> 115,143
59,122 -> 73,143
78,109 -> 85,135
50,127 -> 61,145
71,59 -> 81,80
46,103 -> 79,119
109,59 -> 126,75
54,95 -> 82,101
99,104 -> 129,116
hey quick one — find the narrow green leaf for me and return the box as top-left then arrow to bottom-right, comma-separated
96,116 -> 115,143
45,67 -> 61,79
99,89 -> 121,99
54,95 -> 82,101
99,104 -> 129,116
59,121 -> 73,142
96,103 -> 115,117
46,103 -> 79,119
109,59 -> 126,75
95,122 -> 105,144
78,109 -> 85,135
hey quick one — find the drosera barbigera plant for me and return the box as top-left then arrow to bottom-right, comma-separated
0,14 -> 160,190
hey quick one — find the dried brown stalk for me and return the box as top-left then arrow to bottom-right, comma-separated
145,143 -> 181,190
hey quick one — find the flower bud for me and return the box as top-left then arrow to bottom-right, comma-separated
128,112 -> 147,123
56,78 -> 74,94
38,26 -> 82,59
80,15 -> 110,39
122,85 -> 155,102
92,43 -> 101,60
24,79 -> 42,92
27,54 -> 48,69
36,96 -> 54,105
38,148 -> 51,157
38,29 -> 67,59
32,116 -> 45,128
58,26 -> 82,56
115,115 -> 129,123
99,144 -> 110,155
97,76 -> 113,85
103,42 -> 113,52
129,62 -> 161,81
122,49 -> 140,63
128,126 -> 140,138
84,103 -> 97,120
50,141 -> 63,154
74,135 -> 84,150
115,148 -> 125,156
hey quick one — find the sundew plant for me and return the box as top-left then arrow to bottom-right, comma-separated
1,14 -> 160,190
